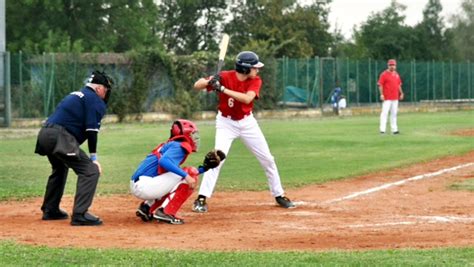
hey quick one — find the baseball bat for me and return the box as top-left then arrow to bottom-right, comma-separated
216,34 -> 230,74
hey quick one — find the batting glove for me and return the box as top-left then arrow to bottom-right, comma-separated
209,80 -> 225,93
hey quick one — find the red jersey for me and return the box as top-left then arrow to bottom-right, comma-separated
378,70 -> 402,100
207,70 -> 261,120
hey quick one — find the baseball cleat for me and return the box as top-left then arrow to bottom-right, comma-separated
275,196 -> 296,209
136,202 -> 152,222
153,208 -> 184,225
192,198 -> 208,213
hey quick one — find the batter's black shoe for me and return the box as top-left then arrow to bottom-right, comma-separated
192,197 -> 208,213
42,209 -> 69,220
275,196 -> 296,209
71,212 -> 103,226
136,202 -> 152,222
393,131 -> 400,135
153,208 -> 184,225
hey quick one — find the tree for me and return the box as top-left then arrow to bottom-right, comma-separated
450,0 -> 474,60
6,0 -> 162,53
414,0 -> 454,60
157,0 -> 227,55
353,0 -> 419,59
224,0 -> 333,58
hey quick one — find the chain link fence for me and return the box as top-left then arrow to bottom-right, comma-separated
278,57 -> 473,108
1,53 -> 473,126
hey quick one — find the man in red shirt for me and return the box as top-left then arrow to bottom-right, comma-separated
192,51 -> 295,212
378,59 -> 404,134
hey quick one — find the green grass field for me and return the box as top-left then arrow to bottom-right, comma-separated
0,110 -> 473,265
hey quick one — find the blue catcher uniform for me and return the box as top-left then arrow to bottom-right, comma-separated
131,141 -> 205,182
130,119 -> 205,225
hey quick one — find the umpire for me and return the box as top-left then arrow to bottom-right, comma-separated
35,70 -> 113,226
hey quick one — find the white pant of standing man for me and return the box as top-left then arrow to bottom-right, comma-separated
379,100 -> 399,133
198,113 -> 285,198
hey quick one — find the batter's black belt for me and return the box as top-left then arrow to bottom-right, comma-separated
219,111 -> 252,121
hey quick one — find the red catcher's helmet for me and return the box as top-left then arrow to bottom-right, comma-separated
170,119 -> 200,152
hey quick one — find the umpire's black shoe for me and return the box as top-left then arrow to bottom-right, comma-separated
42,209 -> 69,220
136,202 -> 152,222
275,196 -> 296,209
71,212 -> 103,226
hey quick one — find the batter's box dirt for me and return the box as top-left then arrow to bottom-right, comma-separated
0,151 -> 473,251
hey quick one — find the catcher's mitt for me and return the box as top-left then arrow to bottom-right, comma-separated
202,149 -> 226,171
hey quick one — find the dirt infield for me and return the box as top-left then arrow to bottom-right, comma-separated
0,151 -> 473,251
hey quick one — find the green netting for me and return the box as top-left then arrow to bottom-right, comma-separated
278,58 -> 474,108
4,53 -> 474,121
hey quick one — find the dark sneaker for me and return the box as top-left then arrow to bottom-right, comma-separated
153,209 -> 184,225
192,198 -> 208,213
275,196 -> 296,209
42,209 -> 68,220
136,202 -> 152,222
380,131 -> 385,134
71,212 -> 103,226
393,131 -> 400,135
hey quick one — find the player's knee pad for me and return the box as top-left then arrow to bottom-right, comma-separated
182,166 -> 199,182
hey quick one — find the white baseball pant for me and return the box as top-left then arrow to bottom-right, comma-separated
379,100 -> 399,133
130,172 -> 183,201
198,112 -> 285,198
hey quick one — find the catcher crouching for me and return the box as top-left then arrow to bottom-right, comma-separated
130,119 -> 225,224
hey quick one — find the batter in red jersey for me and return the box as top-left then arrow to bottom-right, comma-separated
192,51 -> 295,212
378,59 -> 404,134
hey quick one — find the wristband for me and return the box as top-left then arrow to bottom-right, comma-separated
90,154 -> 98,161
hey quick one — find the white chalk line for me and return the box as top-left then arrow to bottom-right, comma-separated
276,215 -> 474,232
254,162 -> 473,208
347,215 -> 474,229
324,162 -> 474,204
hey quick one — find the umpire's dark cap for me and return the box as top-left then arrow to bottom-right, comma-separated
88,70 -> 113,89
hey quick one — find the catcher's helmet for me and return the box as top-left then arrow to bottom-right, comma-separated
170,119 -> 200,152
235,51 -> 264,74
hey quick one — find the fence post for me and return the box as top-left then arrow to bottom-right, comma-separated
410,60 -> 413,103
457,62 -> 461,100
319,57 -> 323,110
426,61 -> 429,101
4,51 -> 10,127
368,58 -> 372,104
19,51 -> 23,117
375,60 -> 379,103
442,61 -> 445,99
469,60 -> 472,100
414,59 -> 417,103
356,60 -> 359,106
450,60 -> 453,101
432,60 -> 435,101
346,58 -> 349,105
283,56 -> 287,106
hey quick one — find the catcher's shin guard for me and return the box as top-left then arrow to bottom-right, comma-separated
162,183 -> 194,216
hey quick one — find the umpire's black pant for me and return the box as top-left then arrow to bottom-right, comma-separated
35,124 -> 100,215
